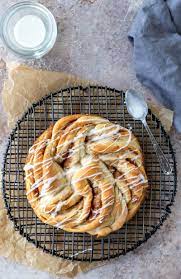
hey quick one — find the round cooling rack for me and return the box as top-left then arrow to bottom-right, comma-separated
2,86 -> 177,261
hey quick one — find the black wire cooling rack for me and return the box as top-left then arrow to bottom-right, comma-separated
2,86 -> 177,261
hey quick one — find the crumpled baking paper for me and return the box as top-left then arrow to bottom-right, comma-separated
0,64 -> 173,277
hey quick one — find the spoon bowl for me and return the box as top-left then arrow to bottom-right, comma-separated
125,89 -> 172,175
125,89 -> 148,121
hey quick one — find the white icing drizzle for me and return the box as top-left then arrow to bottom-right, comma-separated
93,127 -> 132,153
25,115 -> 148,233
117,164 -> 140,179
41,172 -> 66,195
26,170 -> 49,195
28,139 -> 47,154
72,171 -> 103,184
70,248 -> 92,258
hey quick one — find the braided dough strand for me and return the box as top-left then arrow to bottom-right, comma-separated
25,114 -> 149,237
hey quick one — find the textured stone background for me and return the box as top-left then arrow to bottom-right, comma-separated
0,1 -> 180,278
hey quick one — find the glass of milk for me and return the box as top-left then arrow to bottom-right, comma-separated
0,1 -> 57,59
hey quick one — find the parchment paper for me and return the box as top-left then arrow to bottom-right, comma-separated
2,64 -> 93,128
0,64 -> 173,277
0,64 -> 102,278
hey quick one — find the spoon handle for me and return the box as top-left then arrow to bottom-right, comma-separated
142,120 -> 172,175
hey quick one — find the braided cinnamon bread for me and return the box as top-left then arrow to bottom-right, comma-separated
24,114 -> 148,237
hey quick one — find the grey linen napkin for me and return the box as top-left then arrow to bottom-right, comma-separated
129,0 -> 181,132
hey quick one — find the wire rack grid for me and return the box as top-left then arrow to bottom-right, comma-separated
2,86 -> 177,261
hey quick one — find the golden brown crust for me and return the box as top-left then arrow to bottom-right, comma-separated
24,114 -> 149,237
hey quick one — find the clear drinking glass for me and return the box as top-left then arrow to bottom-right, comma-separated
0,1 -> 57,59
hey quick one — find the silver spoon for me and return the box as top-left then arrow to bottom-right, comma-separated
125,89 -> 172,175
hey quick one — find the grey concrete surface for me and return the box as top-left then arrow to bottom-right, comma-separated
0,1 -> 180,279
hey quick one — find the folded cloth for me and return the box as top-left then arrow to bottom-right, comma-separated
129,0 -> 181,132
